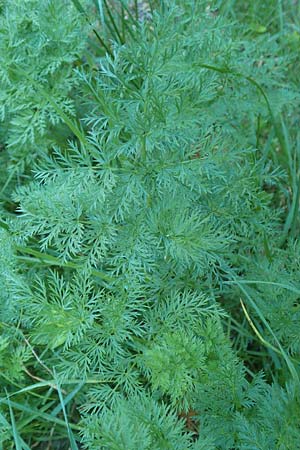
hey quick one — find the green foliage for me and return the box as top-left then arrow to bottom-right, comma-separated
81,395 -> 216,450
0,0 -> 300,448
0,0 -> 88,193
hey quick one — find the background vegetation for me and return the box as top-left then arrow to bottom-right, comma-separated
0,0 -> 299,448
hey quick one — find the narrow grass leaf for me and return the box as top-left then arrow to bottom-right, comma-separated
53,370 -> 79,450
6,395 -> 31,450
0,398 -> 81,431
51,382 -> 84,417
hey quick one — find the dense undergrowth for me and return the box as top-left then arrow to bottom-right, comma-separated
0,1 -> 300,448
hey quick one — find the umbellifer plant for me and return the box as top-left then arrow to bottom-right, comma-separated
0,1 -> 300,448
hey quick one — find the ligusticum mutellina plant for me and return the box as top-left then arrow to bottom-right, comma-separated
0,0 -> 300,449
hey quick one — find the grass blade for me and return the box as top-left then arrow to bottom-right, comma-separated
7,397 -> 23,450
224,279 -> 300,295
6,395 -> 31,450
233,278 -> 299,386
71,0 -> 113,55
102,0 -> 125,44
51,381 -> 84,417
53,370 -> 79,450
15,246 -> 114,282
0,398 -> 81,431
